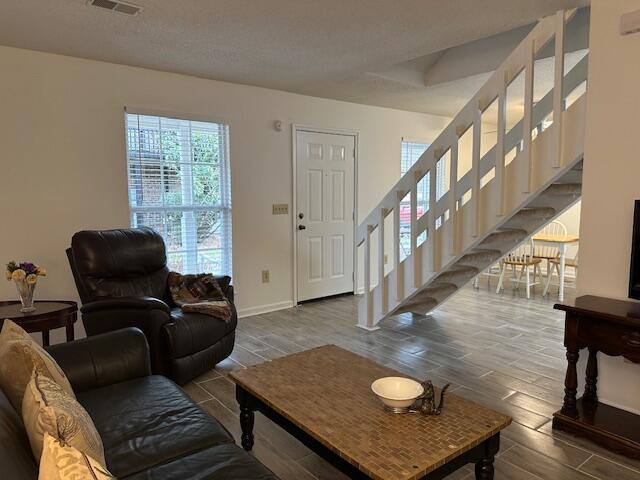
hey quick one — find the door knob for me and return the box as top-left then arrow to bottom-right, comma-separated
298,225 -> 306,230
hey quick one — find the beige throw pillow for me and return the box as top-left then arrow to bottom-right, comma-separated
39,433 -> 115,480
0,319 -> 75,411
22,370 -> 106,467
1,317 -> 32,341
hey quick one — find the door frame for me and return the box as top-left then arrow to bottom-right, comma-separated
291,124 -> 359,305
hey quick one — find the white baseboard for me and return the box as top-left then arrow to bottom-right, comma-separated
237,300 -> 294,318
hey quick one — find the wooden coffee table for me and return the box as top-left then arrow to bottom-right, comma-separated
229,345 -> 511,480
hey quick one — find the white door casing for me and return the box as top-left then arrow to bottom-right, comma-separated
296,130 -> 355,302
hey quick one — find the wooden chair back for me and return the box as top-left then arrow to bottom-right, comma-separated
534,220 -> 567,259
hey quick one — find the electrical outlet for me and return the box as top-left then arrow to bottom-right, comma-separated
261,270 -> 270,283
272,204 -> 288,215
384,254 -> 388,264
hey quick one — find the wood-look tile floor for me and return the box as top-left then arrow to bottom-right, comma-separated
183,283 -> 640,480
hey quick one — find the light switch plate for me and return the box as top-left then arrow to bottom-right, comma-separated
272,204 -> 288,215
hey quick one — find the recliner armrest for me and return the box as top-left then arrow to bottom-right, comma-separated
46,328 -> 152,394
81,296 -> 171,314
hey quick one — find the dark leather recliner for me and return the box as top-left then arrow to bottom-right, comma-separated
67,227 -> 237,385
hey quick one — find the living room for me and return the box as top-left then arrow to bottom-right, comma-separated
1,0 -> 640,479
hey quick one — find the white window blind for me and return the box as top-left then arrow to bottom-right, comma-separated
125,113 -> 232,276
401,141 -> 430,176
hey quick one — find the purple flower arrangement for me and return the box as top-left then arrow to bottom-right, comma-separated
6,260 -> 46,283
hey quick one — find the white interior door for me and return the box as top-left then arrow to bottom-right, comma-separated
296,130 -> 355,302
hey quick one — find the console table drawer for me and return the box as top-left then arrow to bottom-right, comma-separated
579,321 -> 640,362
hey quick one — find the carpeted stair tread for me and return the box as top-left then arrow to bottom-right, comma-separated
543,183 -> 581,196
479,229 -> 528,250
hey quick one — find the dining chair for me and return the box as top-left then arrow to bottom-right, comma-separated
473,263 -> 503,289
543,248 -> 579,297
533,220 -> 567,276
496,238 -> 543,299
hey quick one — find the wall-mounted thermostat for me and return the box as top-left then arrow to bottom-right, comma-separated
621,9 -> 640,35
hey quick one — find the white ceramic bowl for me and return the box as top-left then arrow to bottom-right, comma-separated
371,377 -> 424,409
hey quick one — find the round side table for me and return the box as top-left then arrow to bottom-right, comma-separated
0,301 -> 78,347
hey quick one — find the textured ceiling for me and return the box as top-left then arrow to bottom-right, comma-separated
0,0 -> 589,116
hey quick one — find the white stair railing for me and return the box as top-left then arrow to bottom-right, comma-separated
356,9 -> 585,329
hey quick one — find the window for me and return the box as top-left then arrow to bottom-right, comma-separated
125,113 -> 232,275
399,141 -> 430,260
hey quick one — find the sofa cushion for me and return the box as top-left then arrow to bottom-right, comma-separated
77,375 -> 233,478
164,307 -> 237,358
39,432 -> 115,479
22,370 -> 105,466
0,388 -> 37,479
122,443 -> 278,480
0,319 -> 75,411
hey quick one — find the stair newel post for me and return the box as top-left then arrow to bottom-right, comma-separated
411,171 -> 422,288
449,138 -> 459,255
471,108 -> 482,238
495,71 -> 507,216
429,161 -> 440,272
378,208 -> 388,314
394,191 -> 404,301
523,38 -> 535,193
553,10 -> 566,168
363,224 -> 374,328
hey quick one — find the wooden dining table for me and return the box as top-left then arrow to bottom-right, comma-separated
532,233 -> 579,301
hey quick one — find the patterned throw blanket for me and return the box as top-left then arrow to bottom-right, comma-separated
168,272 -> 232,323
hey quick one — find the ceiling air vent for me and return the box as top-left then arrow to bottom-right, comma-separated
88,0 -> 142,16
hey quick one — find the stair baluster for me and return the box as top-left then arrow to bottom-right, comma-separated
394,191 -> 404,301
363,225 -> 373,328
378,208 -> 388,314
429,165 -> 439,272
412,171 -> 422,288
472,108 -> 482,238
553,10 -> 566,168
449,140 -> 459,255
523,39 -> 535,193
496,72 -> 508,216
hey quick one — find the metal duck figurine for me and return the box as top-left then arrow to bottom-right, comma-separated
415,380 -> 451,415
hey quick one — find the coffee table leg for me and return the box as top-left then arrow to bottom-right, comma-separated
42,330 -> 50,347
236,386 -> 255,451
475,434 -> 499,480
475,457 -> 494,479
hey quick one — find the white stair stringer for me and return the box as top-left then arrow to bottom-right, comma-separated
356,9 -> 587,329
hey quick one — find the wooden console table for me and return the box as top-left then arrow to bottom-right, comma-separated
554,295 -> 640,458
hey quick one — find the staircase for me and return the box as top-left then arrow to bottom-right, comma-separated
356,10 -> 587,330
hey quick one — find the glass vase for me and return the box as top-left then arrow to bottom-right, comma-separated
15,279 -> 36,313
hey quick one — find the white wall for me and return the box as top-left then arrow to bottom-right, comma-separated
578,0 -> 640,414
0,46 -> 450,340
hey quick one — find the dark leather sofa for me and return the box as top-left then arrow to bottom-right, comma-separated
67,227 -> 236,385
0,328 -> 277,479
